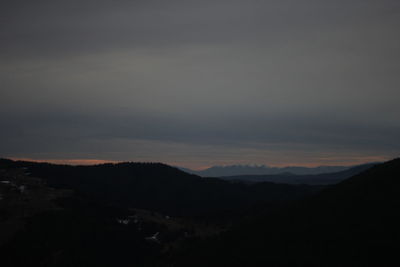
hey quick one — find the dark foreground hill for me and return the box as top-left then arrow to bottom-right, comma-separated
2,158 -> 398,267
173,158 -> 400,267
0,158 -> 323,267
0,159 -> 320,218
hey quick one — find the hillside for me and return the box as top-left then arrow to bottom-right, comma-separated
173,158 -> 400,267
0,158 -> 324,266
0,159 -> 320,218
2,158 -> 397,266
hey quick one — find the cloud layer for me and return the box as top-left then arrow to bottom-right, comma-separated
1,0 -> 399,167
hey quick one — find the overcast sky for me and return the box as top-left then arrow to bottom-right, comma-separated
1,0 -> 399,169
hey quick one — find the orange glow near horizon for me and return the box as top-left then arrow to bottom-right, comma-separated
7,155 -> 391,170
9,158 -> 119,166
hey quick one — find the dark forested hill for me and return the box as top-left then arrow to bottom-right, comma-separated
0,159 -> 320,218
0,158 -> 323,267
173,158 -> 400,267
2,158 -> 396,267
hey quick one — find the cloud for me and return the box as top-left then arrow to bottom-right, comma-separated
1,0 -> 399,167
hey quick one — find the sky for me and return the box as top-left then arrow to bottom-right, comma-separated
1,0 -> 399,169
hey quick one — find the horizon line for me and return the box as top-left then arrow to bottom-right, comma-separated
4,157 -> 385,171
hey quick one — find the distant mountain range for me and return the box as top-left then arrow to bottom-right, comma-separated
179,163 -> 376,177
219,163 -> 377,185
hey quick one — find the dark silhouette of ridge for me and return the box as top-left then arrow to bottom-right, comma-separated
173,158 -> 400,267
0,158 -> 322,267
0,158 -> 319,217
2,157 -> 398,267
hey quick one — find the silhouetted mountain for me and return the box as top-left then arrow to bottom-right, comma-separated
173,158 -> 400,267
181,164 -> 357,177
0,158 -> 319,218
2,158 -> 397,267
220,163 -> 377,185
0,158 -> 322,267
